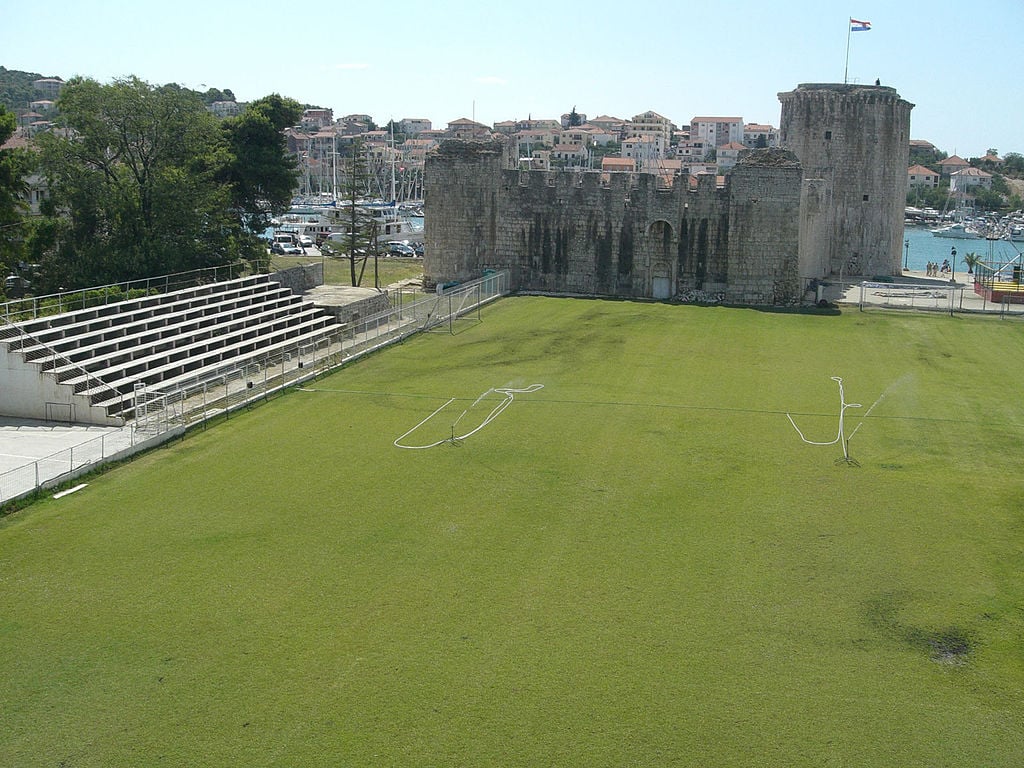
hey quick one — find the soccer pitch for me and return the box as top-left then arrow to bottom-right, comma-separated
2,296 -> 1023,766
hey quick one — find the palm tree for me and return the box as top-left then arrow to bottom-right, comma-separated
963,252 -> 982,275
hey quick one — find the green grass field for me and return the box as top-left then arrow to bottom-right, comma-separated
269,253 -> 424,288
2,297 -> 1024,766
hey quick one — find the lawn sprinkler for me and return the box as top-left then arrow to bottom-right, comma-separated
787,376 -> 862,466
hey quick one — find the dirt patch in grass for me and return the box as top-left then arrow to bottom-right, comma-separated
864,592 -> 974,665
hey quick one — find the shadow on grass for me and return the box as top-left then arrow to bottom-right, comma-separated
864,591 -> 974,665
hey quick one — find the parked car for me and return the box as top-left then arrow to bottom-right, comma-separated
385,241 -> 416,257
299,235 -> 313,247
270,242 -> 302,255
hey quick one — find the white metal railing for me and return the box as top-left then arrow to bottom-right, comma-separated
0,262 -> 256,324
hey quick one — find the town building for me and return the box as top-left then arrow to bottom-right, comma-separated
208,101 -> 243,118
742,123 -> 779,148
907,164 -> 940,189
690,116 -> 744,152
600,157 -> 636,173
937,155 -> 970,176
622,135 -> 665,170
446,118 -> 491,139
32,77 -> 65,100
550,144 -> 589,168
397,118 -> 431,135
716,142 -> 747,171
950,166 -> 993,192
629,111 -> 674,146
301,108 -> 334,130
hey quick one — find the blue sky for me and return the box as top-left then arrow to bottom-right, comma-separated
3,0 -> 1020,158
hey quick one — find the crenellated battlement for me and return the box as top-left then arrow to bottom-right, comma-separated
424,138 -> 804,305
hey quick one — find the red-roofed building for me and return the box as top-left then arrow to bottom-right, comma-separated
601,157 -> 635,173
446,118 -> 491,140
950,166 -> 993,192
907,165 -> 940,188
937,155 -> 970,176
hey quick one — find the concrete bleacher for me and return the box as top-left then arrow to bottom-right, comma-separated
0,273 -> 345,425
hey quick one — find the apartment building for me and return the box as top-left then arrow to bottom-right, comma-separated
690,116 -> 744,151
629,110 -> 674,146
622,135 -> 666,169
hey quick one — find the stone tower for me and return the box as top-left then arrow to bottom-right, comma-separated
778,83 -> 913,279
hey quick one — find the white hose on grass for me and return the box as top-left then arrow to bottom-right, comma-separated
394,384 -> 544,449
786,376 -> 861,460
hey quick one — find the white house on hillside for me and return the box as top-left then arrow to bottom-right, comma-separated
907,164 -> 940,189
950,167 -> 993,192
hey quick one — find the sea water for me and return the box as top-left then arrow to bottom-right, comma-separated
902,226 -> 1020,275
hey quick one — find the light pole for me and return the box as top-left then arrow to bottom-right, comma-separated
951,246 -> 957,282
904,239 -> 910,271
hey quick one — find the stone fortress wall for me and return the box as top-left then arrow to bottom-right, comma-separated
424,141 -> 804,305
424,83 -> 912,305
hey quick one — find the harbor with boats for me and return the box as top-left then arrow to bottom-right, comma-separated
270,198 -> 424,250
907,205 -> 1024,242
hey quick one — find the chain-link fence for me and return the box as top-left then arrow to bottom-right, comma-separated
834,278 -> 1024,318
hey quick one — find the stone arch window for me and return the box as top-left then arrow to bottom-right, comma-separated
647,220 -> 675,254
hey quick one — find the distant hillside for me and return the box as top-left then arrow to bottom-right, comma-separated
0,67 -> 57,111
1,67 -> 241,112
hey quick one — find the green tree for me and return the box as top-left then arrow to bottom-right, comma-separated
1002,152 -> 1023,177
0,104 -> 34,284
908,144 -> 947,172
220,94 -> 301,235
0,67 -> 47,111
567,106 -> 583,127
970,184 -> 1005,212
324,139 -> 379,286
201,87 -> 236,105
31,77 -> 243,289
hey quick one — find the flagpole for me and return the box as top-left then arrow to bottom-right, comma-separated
844,19 -> 852,84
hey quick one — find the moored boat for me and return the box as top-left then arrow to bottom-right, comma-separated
930,222 -> 981,239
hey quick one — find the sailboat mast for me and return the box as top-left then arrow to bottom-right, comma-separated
390,121 -> 397,203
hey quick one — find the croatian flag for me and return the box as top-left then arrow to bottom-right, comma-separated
850,18 -> 871,32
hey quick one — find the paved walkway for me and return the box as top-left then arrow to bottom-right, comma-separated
0,418 -> 136,503
830,270 -> 1023,313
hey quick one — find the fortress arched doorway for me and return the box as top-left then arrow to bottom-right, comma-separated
648,220 -> 675,299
